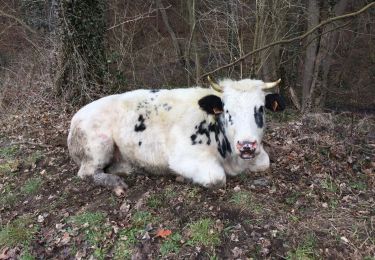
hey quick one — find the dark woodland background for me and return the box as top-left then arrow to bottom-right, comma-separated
0,0 -> 374,112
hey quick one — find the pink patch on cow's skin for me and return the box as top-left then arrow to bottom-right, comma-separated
99,134 -> 109,139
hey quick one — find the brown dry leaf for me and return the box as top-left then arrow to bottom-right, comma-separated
0,247 -> 9,260
155,229 -> 172,238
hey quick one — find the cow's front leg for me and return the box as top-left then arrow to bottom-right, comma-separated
169,157 -> 226,188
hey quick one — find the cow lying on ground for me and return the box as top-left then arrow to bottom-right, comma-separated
67,78 -> 285,195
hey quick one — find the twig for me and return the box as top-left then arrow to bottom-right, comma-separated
0,9 -> 37,34
201,2 -> 375,79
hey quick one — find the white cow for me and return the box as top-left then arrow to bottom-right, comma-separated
67,78 -> 285,195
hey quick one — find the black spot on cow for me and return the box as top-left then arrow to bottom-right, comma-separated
138,141 -> 142,146
162,103 -> 172,111
198,95 -> 223,115
226,110 -> 233,125
135,114 -> 146,132
150,89 -> 159,93
254,106 -> 264,128
189,116 -> 232,158
191,134 -> 197,145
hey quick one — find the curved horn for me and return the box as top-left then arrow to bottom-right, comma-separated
262,78 -> 281,90
207,76 -> 223,93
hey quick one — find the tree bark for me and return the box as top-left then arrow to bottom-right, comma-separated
301,0 -> 320,113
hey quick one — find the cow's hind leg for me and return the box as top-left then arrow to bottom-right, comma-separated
70,127 -> 128,195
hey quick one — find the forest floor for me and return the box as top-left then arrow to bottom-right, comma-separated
0,100 -> 374,260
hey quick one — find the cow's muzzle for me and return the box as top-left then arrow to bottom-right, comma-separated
236,141 -> 257,160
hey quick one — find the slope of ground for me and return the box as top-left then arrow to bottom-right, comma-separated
0,101 -> 374,259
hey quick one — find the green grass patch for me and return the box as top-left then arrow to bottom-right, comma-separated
186,218 -> 220,247
321,177 -> 338,193
25,151 -> 43,168
230,191 -> 262,212
114,210 -> 157,259
285,192 -> 300,206
286,233 -> 317,260
147,194 -> 163,208
160,232 -> 182,256
187,187 -> 200,199
0,145 -> 19,159
21,177 -> 43,195
0,160 -> 19,175
0,184 -> 19,208
164,186 -> 177,199
349,181 -> 367,191
70,212 -> 110,259
113,228 -> 139,260
0,215 -> 37,248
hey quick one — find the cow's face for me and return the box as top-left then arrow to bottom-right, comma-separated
200,78 -> 285,160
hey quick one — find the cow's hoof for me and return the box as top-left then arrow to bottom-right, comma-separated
113,186 -> 126,197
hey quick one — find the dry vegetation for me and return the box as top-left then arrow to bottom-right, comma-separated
0,0 -> 374,259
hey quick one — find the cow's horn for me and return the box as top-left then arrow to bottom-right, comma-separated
207,76 -> 223,93
263,78 -> 281,90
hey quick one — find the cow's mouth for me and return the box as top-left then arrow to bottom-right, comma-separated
239,151 -> 256,160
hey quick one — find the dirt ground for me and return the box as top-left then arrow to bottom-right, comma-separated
0,100 -> 374,260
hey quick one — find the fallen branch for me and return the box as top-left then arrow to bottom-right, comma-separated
201,2 -> 375,79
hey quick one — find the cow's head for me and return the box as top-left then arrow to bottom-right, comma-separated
199,77 -> 285,160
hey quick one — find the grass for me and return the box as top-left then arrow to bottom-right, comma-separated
286,233 -> 317,260
0,160 -> 19,175
321,177 -> 338,193
113,228 -> 139,260
229,191 -> 262,213
349,181 -> 367,191
25,151 -> 43,168
0,184 -> 19,208
70,211 -> 110,260
0,145 -> 19,159
21,177 -> 43,195
164,186 -> 177,199
285,192 -> 300,206
147,194 -> 163,208
114,210 -> 157,259
160,232 -> 182,256
186,218 -> 220,247
0,215 -> 37,248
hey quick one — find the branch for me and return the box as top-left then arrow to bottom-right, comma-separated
0,10 -> 37,34
201,2 -> 375,79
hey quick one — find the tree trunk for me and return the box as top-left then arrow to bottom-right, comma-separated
186,0 -> 200,85
301,0 -> 320,113
54,0 -> 106,105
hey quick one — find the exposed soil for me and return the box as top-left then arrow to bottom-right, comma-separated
0,101 -> 374,259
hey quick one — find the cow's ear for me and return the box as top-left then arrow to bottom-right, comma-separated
265,93 -> 286,112
198,95 -> 224,115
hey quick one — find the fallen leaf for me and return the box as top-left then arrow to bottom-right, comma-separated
155,229 -> 172,238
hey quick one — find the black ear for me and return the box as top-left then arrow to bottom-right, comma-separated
198,95 -> 224,115
265,93 -> 286,112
